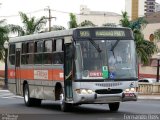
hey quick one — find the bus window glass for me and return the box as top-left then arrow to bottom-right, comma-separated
26,54 -> 34,64
35,54 -> 43,64
56,39 -> 62,52
9,44 -> 15,65
75,40 -> 137,80
43,53 -> 52,64
37,41 -> 43,52
28,42 -> 34,53
53,52 -> 64,64
9,56 -> 15,65
9,44 -> 15,54
44,40 -> 52,52
22,43 -> 27,53
21,55 -> 26,64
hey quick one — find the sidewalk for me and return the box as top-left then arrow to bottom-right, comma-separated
138,95 -> 160,100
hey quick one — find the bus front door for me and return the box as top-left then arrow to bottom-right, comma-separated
64,43 -> 73,101
15,48 -> 21,95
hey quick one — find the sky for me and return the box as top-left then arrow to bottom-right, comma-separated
0,0 -> 160,29
0,0 -> 126,29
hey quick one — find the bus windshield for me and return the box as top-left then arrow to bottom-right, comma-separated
75,39 -> 137,80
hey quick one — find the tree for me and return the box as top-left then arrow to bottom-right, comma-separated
120,12 -> 157,64
8,12 -> 47,36
51,25 -> 66,31
78,20 -> 95,27
102,23 -> 116,27
120,11 -> 130,27
0,19 -> 9,60
154,29 -> 160,41
68,13 -> 78,28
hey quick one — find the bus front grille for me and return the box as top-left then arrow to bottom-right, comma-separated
95,89 -> 123,94
95,82 -> 122,87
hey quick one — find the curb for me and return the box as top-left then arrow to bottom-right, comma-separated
138,95 -> 160,100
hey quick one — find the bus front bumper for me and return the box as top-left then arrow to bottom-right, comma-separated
73,92 -> 138,104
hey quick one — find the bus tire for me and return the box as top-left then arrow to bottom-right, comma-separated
108,102 -> 120,112
60,94 -> 72,112
23,84 -> 35,107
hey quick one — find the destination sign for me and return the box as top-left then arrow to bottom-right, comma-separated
95,30 -> 125,37
75,28 -> 132,39
79,31 -> 90,37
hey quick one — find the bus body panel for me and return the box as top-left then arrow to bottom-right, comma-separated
7,27 -> 138,109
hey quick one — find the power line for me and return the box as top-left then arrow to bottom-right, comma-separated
44,6 -> 56,32
0,9 -> 44,18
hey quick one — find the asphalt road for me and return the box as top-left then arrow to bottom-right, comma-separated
0,90 -> 160,120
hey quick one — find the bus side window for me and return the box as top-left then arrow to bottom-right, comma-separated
26,42 -> 34,64
9,44 -> 16,65
35,41 -> 43,64
53,39 -> 64,64
43,40 -> 52,64
21,43 -> 27,65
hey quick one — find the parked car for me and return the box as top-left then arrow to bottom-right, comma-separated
138,78 -> 157,83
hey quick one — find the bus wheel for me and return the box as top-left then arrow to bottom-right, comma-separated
60,93 -> 72,112
108,102 -> 120,112
23,84 -> 34,106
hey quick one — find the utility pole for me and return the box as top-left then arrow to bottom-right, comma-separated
44,6 -> 56,32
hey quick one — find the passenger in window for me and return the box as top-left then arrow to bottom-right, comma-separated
116,53 -> 122,64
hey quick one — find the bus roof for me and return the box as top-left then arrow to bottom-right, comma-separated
9,29 -> 74,43
9,27 -> 132,43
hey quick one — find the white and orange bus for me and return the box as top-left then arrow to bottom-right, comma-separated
7,27 -> 138,112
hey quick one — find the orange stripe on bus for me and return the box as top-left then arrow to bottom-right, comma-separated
8,69 -> 64,81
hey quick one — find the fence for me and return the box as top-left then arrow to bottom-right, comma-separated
138,82 -> 160,95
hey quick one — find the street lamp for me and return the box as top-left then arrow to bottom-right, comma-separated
3,41 -> 8,89
156,53 -> 160,83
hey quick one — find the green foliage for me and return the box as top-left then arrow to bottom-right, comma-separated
51,25 -> 66,31
8,12 -> 47,36
154,29 -> 160,41
69,13 -> 78,28
120,11 -> 157,64
102,23 -> 116,27
120,11 -> 130,27
79,20 -> 95,27
0,19 -> 9,61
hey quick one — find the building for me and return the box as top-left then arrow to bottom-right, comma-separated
140,11 -> 160,78
145,0 -> 156,15
155,2 -> 160,12
77,5 -> 122,26
125,0 -> 145,20
125,0 -> 160,20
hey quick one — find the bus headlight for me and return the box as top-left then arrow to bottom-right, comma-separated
75,89 -> 94,94
130,88 -> 135,92
124,88 -> 136,93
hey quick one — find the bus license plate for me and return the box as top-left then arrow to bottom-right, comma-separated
124,93 -> 135,97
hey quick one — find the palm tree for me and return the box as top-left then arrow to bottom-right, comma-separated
8,12 -> 47,36
68,13 -> 78,28
120,12 -> 157,64
78,20 -> 96,27
120,11 -> 130,27
0,19 -> 9,60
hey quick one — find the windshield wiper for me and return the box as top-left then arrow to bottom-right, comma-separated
88,38 -> 102,53
110,40 -> 120,57
110,40 -> 120,51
